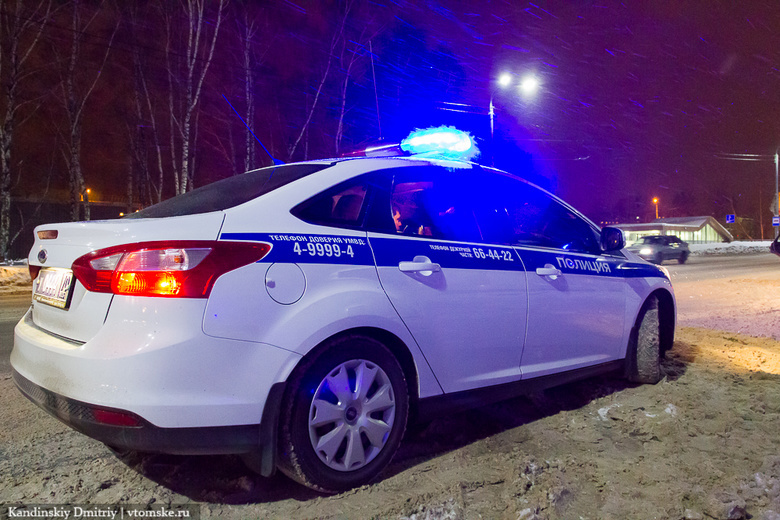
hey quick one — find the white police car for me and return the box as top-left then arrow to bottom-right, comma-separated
12,128 -> 675,493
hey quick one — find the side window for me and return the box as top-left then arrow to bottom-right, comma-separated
534,201 -> 600,253
293,180 -> 369,228
473,174 -> 600,254
389,167 -> 482,242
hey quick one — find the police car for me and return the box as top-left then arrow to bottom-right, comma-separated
12,128 -> 675,493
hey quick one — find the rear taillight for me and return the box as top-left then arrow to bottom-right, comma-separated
71,241 -> 271,298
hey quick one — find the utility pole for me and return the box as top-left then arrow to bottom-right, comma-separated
775,150 -> 779,238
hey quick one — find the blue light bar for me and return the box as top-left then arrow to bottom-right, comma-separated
400,126 -> 479,160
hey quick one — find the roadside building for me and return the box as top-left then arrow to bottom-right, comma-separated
617,216 -> 733,245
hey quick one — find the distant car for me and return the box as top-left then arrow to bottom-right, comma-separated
12,128 -> 676,493
628,235 -> 690,264
772,235 -> 780,257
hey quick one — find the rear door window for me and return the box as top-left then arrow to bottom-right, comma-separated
388,167 -> 482,242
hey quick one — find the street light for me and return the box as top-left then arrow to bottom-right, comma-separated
652,197 -> 659,220
489,72 -> 540,156
519,76 -> 540,96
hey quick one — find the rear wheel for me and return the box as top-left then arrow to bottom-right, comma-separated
678,252 -> 688,264
626,295 -> 662,384
278,335 -> 409,493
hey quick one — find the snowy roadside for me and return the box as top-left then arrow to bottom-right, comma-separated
689,240 -> 774,256
2,246 -> 779,518
0,263 -> 31,294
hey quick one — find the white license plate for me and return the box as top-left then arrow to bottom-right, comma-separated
33,268 -> 75,309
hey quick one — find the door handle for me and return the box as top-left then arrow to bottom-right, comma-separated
398,256 -> 441,276
536,264 -> 562,280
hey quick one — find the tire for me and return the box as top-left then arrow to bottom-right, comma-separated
678,252 -> 688,264
626,295 -> 662,384
277,334 -> 409,493
653,252 -> 663,265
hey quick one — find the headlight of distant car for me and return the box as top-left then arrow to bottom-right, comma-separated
639,247 -> 653,255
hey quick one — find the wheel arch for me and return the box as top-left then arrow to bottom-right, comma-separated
275,327 -> 419,491
653,288 -> 675,355
285,326 -> 422,420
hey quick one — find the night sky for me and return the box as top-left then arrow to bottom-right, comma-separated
7,1 -> 780,238
387,2 -> 780,231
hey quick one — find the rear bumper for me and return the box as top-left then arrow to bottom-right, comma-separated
12,301 -> 300,429
13,369 -> 285,473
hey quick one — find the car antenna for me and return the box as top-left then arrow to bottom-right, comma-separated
221,94 -> 285,166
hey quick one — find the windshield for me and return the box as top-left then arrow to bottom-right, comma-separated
125,163 -> 332,219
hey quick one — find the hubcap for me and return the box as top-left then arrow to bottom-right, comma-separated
308,359 -> 396,472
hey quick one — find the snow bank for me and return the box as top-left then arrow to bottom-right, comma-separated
689,240 -> 774,256
0,263 -> 31,292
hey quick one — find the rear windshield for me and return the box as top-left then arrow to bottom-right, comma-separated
125,163 -> 332,219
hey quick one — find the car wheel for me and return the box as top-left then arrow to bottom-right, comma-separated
626,295 -> 662,384
653,252 -> 663,265
277,334 -> 409,493
678,252 -> 688,264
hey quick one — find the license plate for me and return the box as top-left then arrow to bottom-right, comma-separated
33,268 -> 75,309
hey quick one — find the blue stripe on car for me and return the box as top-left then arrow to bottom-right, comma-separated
221,232 -> 666,278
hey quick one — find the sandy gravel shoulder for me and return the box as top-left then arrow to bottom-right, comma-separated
3,257 -> 780,519
3,326 -> 780,520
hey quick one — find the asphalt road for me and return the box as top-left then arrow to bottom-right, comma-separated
1,253 -> 777,376
665,252 -> 779,283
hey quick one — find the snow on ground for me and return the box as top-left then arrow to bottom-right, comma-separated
0,240 -> 775,292
0,262 -> 32,293
689,240 -> 774,255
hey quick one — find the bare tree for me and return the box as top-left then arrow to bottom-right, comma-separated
288,2 -> 351,160
162,0 -> 227,195
334,4 -> 385,154
202,2 -> 276,176
125,2 -> 166,207
0,0 -> 51,260
238,4 -> 276,171
57,0 -> 117,221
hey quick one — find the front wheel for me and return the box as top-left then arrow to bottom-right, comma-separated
626,295 -> 662,384
278,335 -> 409,493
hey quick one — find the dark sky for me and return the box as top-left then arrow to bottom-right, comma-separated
381,2 -> 780,229
9,0 -> 780,237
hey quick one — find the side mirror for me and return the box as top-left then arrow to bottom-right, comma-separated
771,235 -> 780,257
601,226 -> 625,252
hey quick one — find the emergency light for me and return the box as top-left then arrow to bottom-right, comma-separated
400,126 -> 479,160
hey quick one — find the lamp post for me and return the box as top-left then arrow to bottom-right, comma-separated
775,151 -> 779,238
652,197 -> 659,220
489,73 -> 513,143
489,72 -> 539,164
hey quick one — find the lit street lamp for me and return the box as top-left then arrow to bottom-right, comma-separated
519,76 -> 540,96
489,72 -> 540,163
652,197 -> 659,220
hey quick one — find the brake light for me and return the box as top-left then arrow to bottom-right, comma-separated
72,241 -> 271,298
